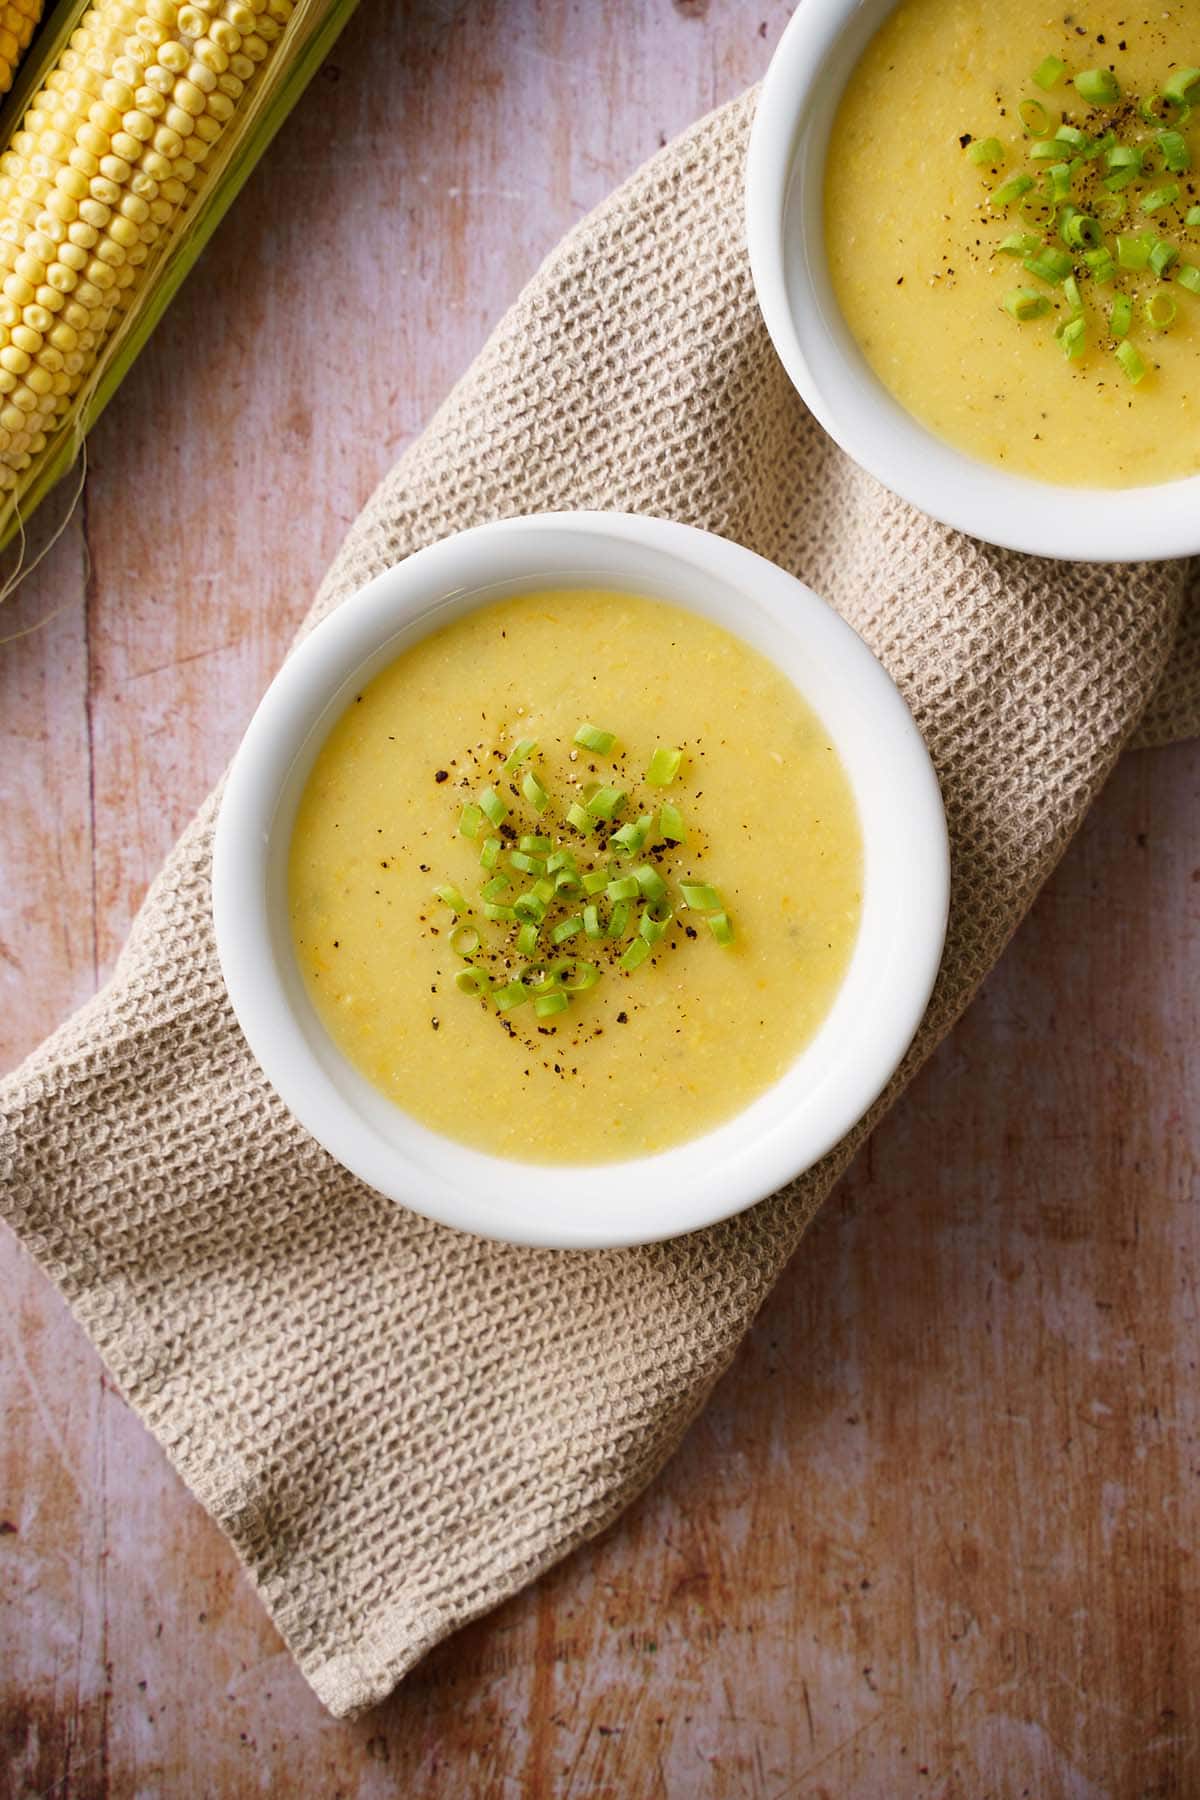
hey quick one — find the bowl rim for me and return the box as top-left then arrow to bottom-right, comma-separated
212,511 -> 950,1249
745,0 -> 1200,564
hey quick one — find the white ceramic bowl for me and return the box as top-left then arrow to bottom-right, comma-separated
212,513 -> 948,1249
745,0 -> 1200,563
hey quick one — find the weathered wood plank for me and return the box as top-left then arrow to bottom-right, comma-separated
2,2 -> 1197,1796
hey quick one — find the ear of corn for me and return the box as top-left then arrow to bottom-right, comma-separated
0,0 -> 358,550
0,1 -> 44,99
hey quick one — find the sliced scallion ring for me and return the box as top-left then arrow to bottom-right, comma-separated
707,912 -> 735,947
967,135 -> 1006,165
680,882 -> 722,911
502,737 -> 538,773
1115,339 -> 1147,382
454,967 -> 490,995
1032,55 -> 1065,91
1074,68 -> 1120,105
573,722 -> 616,754
449,923 -> 481,958
1145,289 -> 1178,329
621,937 -> 651,972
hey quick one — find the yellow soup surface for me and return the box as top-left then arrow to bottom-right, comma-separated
288,590 -> 863,1164
826,1 -> 1200,486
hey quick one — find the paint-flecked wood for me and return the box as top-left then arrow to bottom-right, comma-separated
2,3 -> 1198,1795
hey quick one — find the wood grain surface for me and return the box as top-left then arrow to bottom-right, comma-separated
2,3 -> 1198,1795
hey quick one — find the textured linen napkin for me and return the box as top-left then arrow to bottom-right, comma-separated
3,89 -> 1199,1719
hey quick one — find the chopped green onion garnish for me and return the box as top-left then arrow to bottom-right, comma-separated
1106,144 -> 1142,171
582,869 -> 609,895
1019,97 -> 1050,133
449,923 -> 480,957
1062,274 -> 1083,313
433,883 -> 468,914
1177,263 -> 1200,296
1158,129 -> 1191,173
1032,55 -> 1065,91
620,937 -> 651,973
1019,193 -> 1056,230
534,989 -> 570,1018
1103,166 -> 1139,193
514,891 -> 547,924
633,863 -> 668,903
707,912 -> 735,947
659,802 -> 686,843
492,981 -> 528,1012
479,835 -> 502,870
967,136 -> 1005,165
1095,190 -> 1126,223
680,882 -> 722,911
1188,206 -> 1200,227
551,914 -> 583,945
515,920 -> 540,957
1023,246 -> 1073,284
638,906 -> 670,945
607,900 -> 631,938
1110,294 -> 1133,337
1055,124 -> 1090,149
1074,68 -> 1120,105
483,903 -> 517,923
991,172 -> 1034,207
532,876 -> 556,905
502,737 -> 538,773
522,771 -> 549,813
509,849 -> 545,876
1084,247 -> 1117,283
573,723 -> 616,755
522,834 -> 552,855
1058,315 -> 1086,359
1115,339 -> 1147,383
459,803 -> 483,838
585,785 -> 627,820
1149,239 -> 1178,277
481,873 -> 511,902
1046,161 -> 1074,199
606,875 -> 640,903
998,231 -> 1040,256
454,967 -> 490,995
1030,138 -> 1066,162
566,801 -> 594,833
1140,183 -> 1180,213
545,848 -> 573,871
557,959 -> 601,992
583,903 -> 604,939
555,870 -> 582,899
645,746 -> 683,786
1116,233 -> 1153,269
610,818 -> 648,856
1163,68 -> 1200,106
1062,212 -> 1101,249
479,786 -> 506,828
1145,289 -> 1177,330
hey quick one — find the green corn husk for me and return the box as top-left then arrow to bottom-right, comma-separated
0,0 -> 358,552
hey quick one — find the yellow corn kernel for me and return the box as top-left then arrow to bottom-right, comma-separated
0,2 -> 44,101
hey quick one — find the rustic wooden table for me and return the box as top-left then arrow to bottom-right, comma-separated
3,3 -> 1198,1795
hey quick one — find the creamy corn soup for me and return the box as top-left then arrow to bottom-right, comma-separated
288,590 -> 862,1164
826,1 -> 1200,485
